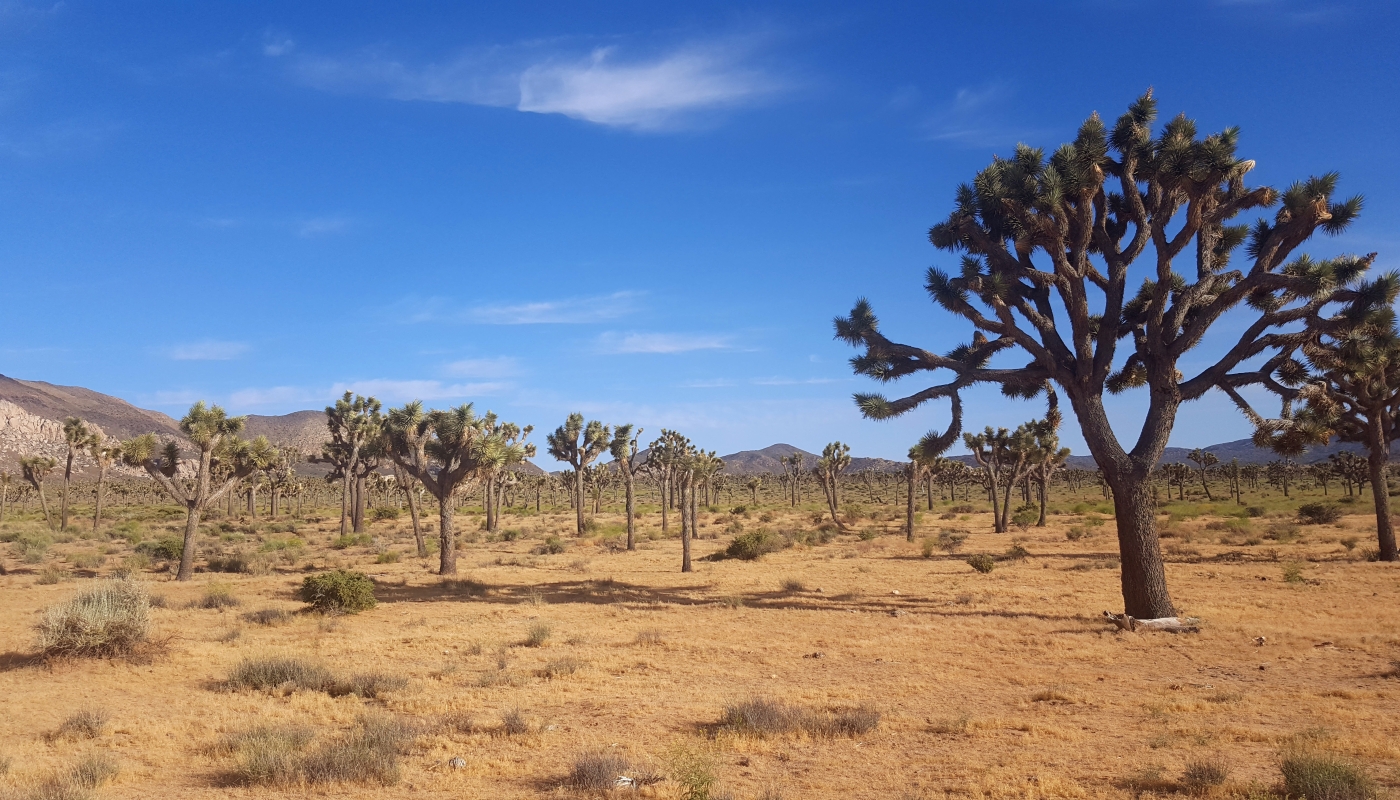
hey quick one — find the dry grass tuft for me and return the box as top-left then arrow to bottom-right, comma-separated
1280,751 -> 1377,800
331,671 -> 408,699
523,622 -> 552,647
218,716 -> 414,787
6,753 -> 120,800
50,708 -> 109,741
226,656 -> 335,693
194,584 -> 240,609
1182,758 -> 1230,793
241,608 -> 293,626
633,628 -> 665,646
719,697 -> 879,738
499,708 -> 531,736
567,750 -> 631,791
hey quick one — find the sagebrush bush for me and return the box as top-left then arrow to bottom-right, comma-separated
331,533 -> 373,550
724,529 -> 788,561
1182,758 -> 1229,793
220,716 -> 413,787
371,507 -> 399,521
1297,503 -> 1343,525
299,570 -> 376,613
135,537 -> 183,562
535,536 -> 566,555
524,623 -> 552,648
966,554 -> 996,574
1281,752 -> 1376,800
36,565 -> 71,585
499,708 -> 531,736
37,578 -> 151,659
198,584 -> 240,609
569,751 -> 632,791
720,697 -> 880,739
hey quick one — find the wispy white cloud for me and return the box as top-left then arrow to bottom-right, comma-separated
330,379 -> 509,404
597,331 -> 733,354
288,38 -> 780,131
228,386 -> 316,408
678,378 -> 735,389
921,82 -> 1039,147
750,376 -> 843,386
442,356 -> 521,378
141,389 -> 207,408
396,291 -> 641,325
298,216 -> 349,237
168,340 -> 250,361
263,30 -> 295,57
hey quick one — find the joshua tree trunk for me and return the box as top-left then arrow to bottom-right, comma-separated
1199,468 -> 1213,502
1036,476 -> 1048,527
1366,418 -> 1399,561
407,488 -> 425,557
1,484 -> 7,522
659,474 -> 669,533
36,483 -> 53,530
93,464 -> 109,531
437,497 -> 456,574
624,471 -> 636,551
573,467 -> 585,535
339,441 -> 360,535
905,464 -> 917,542
680,475 -> 692,573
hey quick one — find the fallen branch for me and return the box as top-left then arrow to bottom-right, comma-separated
1103,610 -> 1200,634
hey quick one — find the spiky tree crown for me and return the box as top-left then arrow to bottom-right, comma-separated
835,90 -> 1386,467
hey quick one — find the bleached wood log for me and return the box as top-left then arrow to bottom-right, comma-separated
1103,610 -> 1200,633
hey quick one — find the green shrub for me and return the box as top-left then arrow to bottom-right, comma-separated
300,570 -> 376,613
1066,526 -> 1087,541
198,584 -> 240,609
920,536 -> 936,558
259,536 -> 306,552
331,533 -> 373,549
1244,506 -> 1266,517
37,565 -> 72,584
966,554 -> 995,574
37,578 -> 151,659
524,622 -> 552,648
70,551 -> 104,570
724,529 -> 788,561
14,530 -> 54,563
136,536 -> 184,562
207,551 -> 258,573
535,536 -> 566,555
375,550 -> 401,564
1011,505 -> 1039,530
1283,562 -> 1306,583
370,507 -> 399,521
1280,752 -> 1376,800
1297,503 -> 1343,525
1003,544 -> 1030,561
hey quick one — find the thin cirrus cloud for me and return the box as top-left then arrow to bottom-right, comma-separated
285,38 -> 781,131
225,380 -> 511,410
396,291 -> 641,325
167,340 -> 250,361
441,356 -> 521,379
597,331 -> 733,354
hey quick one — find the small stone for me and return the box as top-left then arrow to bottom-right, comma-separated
891,589 -> 901,595
448,757 -> 466,770
889,609 -> 907,617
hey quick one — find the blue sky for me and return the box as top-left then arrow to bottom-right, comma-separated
1,1 -> 1397,460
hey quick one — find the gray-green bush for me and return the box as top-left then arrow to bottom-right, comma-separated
36,578 -> 151,659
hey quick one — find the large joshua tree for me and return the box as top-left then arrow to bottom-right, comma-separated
608,424 -> 645,550
1242,293 -> 1400,561
20,455 -> 57,529
1186,448 -> 1219,501
60,417 -> 97,531
123,402 -> 275,581
835,91 -> 1384,617
383,401 -> 498,575
547,413 -> 610,536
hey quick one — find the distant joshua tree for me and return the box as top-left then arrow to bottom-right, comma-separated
123,402 -> 275,581
1186,448 -> 1219,502
547,413 -> 610,536
19,456 -> 57,529
745,475 -> 763,506
814,442 -> 851,528
0,470 -> 11,522
780,452 -> 805,506
609,424 -> 645,550
323,392 -> 383,536
89,438 -> 123,531
60,417 -> 98,531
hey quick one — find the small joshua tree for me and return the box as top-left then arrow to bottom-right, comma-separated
90,439 -> 122,531
1186,448 -> 1219,501
20,455 -> 58,530
61,417 -> 98,531
547,414 -> 610,536
814,442 -> 851,528
124,402 -> 275,581
609,424 -> 645,550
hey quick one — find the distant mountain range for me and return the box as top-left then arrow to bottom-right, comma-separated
0,373 -> 1365,476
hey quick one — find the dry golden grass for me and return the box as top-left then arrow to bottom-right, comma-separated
2,500 -> 1399,799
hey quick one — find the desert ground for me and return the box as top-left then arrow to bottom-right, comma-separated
1,492 -> 1398,799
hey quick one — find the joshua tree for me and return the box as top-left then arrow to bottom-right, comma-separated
90,439 -> 122,531
645,430 -> 689,533
1243,303 -> 1400,560
1029,414 -> 1072,526
814,442 -> 852,527
675,443 -> 701,572
780,453 -> 805,506
547,413 -> 610,535
1186,449 -> 1219,501
835,91 -> 1383,617
383,402 -> 513,574
323,392 -> 383,536
123,402 -> 275,581
963,425 -> 1037,533
609,424 -> 645,550
1161,462 -> 1191,500
265,447 -> 300,517
745,475 -> 763,506
0,471 -> 11,522
905,441 -> 951,540
692,451 -> 725,508
19,456 -> 56,529
60,417 -> 97,531
481,415 -> 536,532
